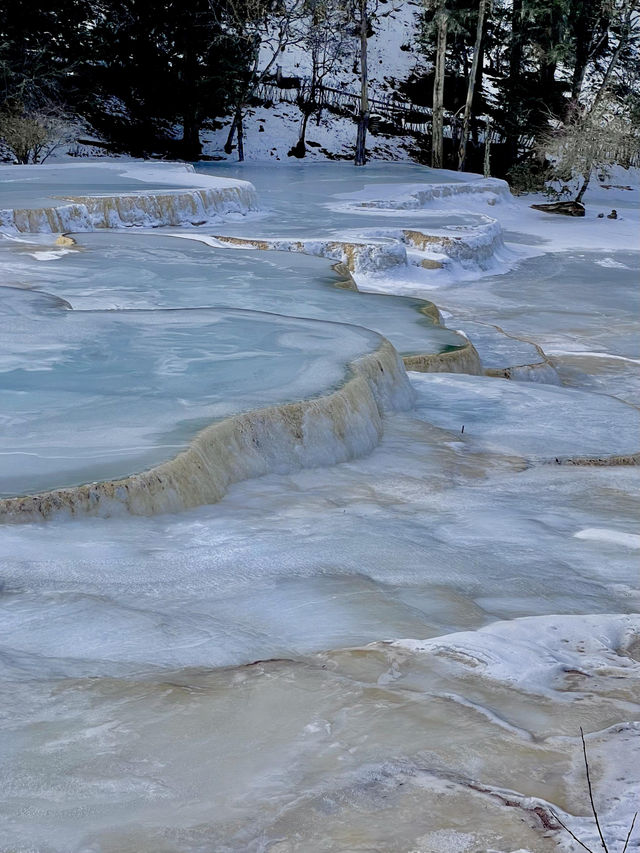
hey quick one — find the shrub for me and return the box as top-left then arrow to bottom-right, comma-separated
0,100 -> 72,164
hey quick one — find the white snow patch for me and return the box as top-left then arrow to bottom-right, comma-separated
391,613 -> 640,697
594,256 -> 631,269
574,528 -> 640,549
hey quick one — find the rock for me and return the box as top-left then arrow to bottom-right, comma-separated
607,209 -> 618,219
598,213 -> 604,218
421,258 -> 444,270
530,200 -> 585,217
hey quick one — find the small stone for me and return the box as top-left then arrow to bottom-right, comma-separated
597,213 -> 604,218
607,209 -> 618,219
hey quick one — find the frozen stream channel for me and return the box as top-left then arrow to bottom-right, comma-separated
0,161 -> 638,852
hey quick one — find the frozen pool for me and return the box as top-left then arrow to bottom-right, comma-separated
0,286 -> 402,497
194,160 -> 497,237
0,161 -> 249,210
0,230 -> 466,357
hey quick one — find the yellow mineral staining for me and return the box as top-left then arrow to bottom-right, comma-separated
403,340 -> 483,375
213,235 -> 401,273
331,262 -> 358,291
55,235 -> 76,246
418,302 -> 442,323
3,185 -> 257,234
403,229 -> 459,251
215,235 -> 271,250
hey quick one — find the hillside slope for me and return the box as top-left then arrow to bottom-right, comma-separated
203,0 -> 429,162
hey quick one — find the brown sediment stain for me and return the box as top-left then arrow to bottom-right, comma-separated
402,223 -> 503,265
485,362 -> 557,381
418,302 -> 442,323
403,340 -> 483,375
331,261 -> 358,291
551,452 -> 640,467
55,234 -> 76,246
465,779 -> 562,833
214,223 -> 503,273
403,229 -> 460,251
0,339 -> 413,524
215,235 -> 271,250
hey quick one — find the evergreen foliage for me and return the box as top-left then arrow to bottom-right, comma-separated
0,0 -> 251,157
0,0 -> 638,180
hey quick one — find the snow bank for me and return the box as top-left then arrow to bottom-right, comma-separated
392,613 -> 640,697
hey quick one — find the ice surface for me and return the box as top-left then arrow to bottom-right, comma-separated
195,162 -> 479,236
0,230 -> 466,356
0,160 -> 252,210
423,248 -> 640,391
0,413 -> 637,843
194,162 -> 507,269
409,372 -> 639,460
393,613 -> 640,696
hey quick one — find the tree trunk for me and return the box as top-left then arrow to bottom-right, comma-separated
224,42 -> 260,159
539,4 -> 561,97
299,109 -> 311,148
224,112 -> 238,154
472,19 -> 486,144
483,116 -> 491,177
182,111 -> 202,160
291,108 -> 312,158
180,41 -> 202,161
355,0 -> 369,166
458,0 -> 487,171
569,0 -> 610,102
506,0 -> 523,167
571,57 -> 588,102
236,109 -> 245,162
574,173 -> 591,204
590,5 -> 632,115
431,2 -> 448,169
